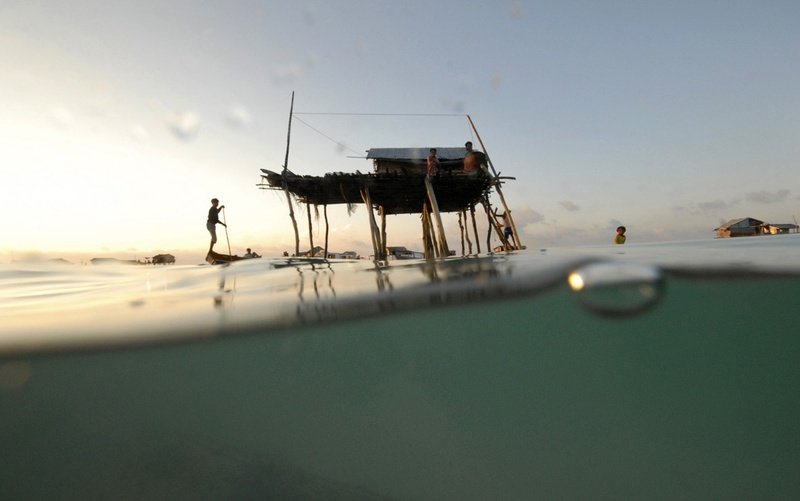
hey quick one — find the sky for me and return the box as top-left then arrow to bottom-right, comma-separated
1,0 -> 798,264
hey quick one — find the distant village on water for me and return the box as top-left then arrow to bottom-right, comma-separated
714,217 -> 799,238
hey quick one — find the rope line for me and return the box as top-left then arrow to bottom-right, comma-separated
292,115 -> 364,156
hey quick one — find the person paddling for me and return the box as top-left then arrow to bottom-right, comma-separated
207,198 -> 226,252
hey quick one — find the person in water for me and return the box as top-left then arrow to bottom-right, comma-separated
614,225 -> 626,244
244,248 -> 261,258
207,198 -> 226,252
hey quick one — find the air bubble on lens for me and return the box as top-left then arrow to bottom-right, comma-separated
568,262 -> 664,317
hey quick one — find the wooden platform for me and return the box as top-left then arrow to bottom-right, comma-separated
259,169 -> 492,214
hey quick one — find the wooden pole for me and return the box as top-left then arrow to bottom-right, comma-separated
467,115 -> 522,249
306,203 -> 314,256
421,211 -> 430,259
421,202 -> 437,259
458,211 -> 465,256
424,176 -> 449,257
323,204 -> 329,259
470,204 -> 481,254
222,207 -> 232,256
361,187 -> 382,261
282,92 -> 300,256
463,210 -> 473,255
380,206 -> 387,261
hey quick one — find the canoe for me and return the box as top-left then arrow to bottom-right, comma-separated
206,251 -> 246,265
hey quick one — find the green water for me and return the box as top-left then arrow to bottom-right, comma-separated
2,269 -> 799,499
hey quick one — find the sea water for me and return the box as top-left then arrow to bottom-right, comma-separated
1,235 -> 799,499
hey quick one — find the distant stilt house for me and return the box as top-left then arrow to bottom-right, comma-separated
259,103 -> 521,261
260,144 -> 520,260
714,217 -> 799,238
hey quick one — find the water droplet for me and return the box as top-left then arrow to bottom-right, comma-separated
568,262 -> 664,317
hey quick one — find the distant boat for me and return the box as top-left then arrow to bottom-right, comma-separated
206,251 -> 246,265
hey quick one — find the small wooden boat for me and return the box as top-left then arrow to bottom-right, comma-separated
206,251 -> 246,265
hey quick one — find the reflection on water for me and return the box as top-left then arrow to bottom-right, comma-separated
2,254 -> 568,355
3,235 -> 800,356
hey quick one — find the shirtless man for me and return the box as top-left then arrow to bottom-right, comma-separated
207,198 -> 226,252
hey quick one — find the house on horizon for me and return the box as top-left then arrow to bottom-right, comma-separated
714,217 -> 799,238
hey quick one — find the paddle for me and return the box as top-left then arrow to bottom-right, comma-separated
222,207 -> 232,256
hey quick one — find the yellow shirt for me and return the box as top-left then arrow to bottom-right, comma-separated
614,234 -> 626,244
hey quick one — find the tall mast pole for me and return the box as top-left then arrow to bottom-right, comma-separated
282,92 -> 300,256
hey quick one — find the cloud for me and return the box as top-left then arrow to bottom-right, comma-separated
225,104 -> 252,128
746,189 -> 790,204
696,199 -> 729,212
167,111 -> 201,141
511,205 -> 545,225
559,200 -> 580,211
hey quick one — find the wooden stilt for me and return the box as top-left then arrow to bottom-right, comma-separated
424,176 -> 449,257
323,204 -> 329,259
380,206 -> 387,261
421,202 -> 438,259
306,203 -> 314,256
470,204 -> 481,254
463,210 -> 473,255
421,211 -> 431,259
458,211 -> 465,256
361,187 -> 383,261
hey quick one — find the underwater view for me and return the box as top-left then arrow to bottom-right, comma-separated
2,235 -> 799,499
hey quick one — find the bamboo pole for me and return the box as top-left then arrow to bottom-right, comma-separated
421,201 -> 438,259
361,187 -> 382,261
282,92 -> 300,256
470,204 -> 481,254
424,176 -> 449,257
458,211 -> 465,256
306,203 -> 314,256
421,210 -> 430,259
467,115 -> 522,249
323,204 -> 329,259
420,211 -> 430,259
380,206 -> 387,261
463,210 -> 473,255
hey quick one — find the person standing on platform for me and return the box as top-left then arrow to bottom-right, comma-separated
426,148 -> 440,178
463,141 -> 488,174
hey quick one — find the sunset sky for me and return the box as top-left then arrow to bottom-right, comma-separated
2,1 -> 798,264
